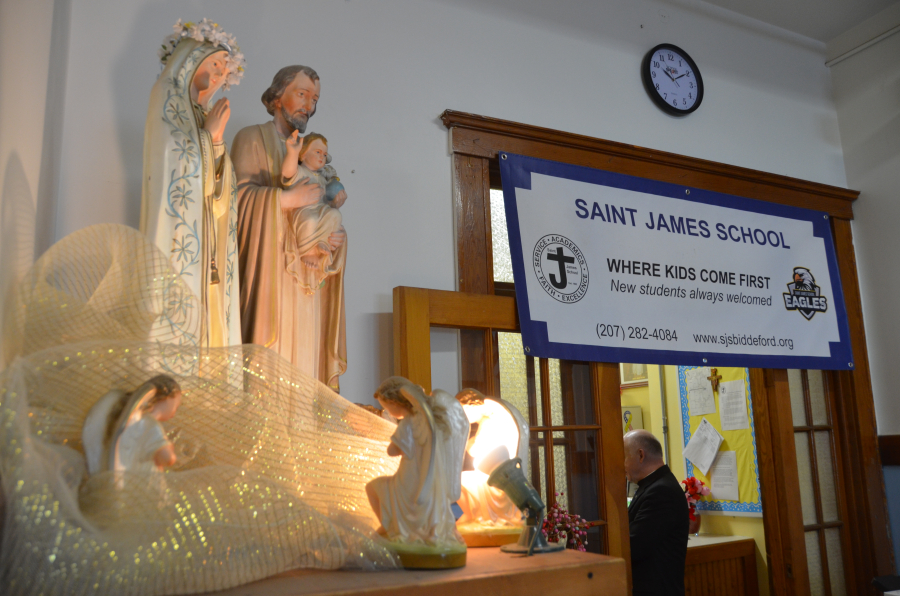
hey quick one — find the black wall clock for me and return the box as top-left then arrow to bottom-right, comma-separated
641,43 -> 704,116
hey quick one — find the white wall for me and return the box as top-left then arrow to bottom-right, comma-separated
47,0 -> 845,403
830,20 -> 900,436
0,0 -> 70,366
829,2 -> 900,568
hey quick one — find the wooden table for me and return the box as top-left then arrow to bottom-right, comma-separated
206,548 -> 626,596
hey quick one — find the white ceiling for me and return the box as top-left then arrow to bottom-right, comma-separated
698,0 -> 897,42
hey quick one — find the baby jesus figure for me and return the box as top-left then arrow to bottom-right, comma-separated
281,131 -> 346,294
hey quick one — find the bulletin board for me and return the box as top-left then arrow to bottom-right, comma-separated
679,366 -> 762,516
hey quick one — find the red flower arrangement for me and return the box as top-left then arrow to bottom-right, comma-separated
681,476 -> 711,521
541,492 -> 594,552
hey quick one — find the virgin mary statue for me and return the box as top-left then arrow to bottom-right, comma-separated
140,20 -> 243,349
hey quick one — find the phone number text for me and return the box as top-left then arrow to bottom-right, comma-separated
596,324 -> 678,342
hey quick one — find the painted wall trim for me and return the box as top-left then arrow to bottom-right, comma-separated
826,1 -> 900,64
879,435 -> 900,466
825,23 -> 900,67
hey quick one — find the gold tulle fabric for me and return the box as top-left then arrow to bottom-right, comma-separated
0,224 -> 400,595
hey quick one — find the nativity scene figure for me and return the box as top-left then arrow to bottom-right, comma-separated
139,19 -> 245,350
281,131 -> 347,294
233,65 -> 348,391
82,375 -> 182,478
366,377 -> 470,568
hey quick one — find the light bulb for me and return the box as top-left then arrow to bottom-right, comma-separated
477,444 -> 511,475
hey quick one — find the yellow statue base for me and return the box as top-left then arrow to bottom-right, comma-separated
379,539 -> 468,569
457,522 -> 523,547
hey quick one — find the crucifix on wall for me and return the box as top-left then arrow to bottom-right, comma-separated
707,368 -> 723,392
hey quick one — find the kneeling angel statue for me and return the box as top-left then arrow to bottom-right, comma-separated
366,377 -> 469,568
82,375 -> 182,478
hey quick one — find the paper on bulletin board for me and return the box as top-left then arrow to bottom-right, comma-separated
686,367 -> 716,416
709,451 -> 740,501
719,379 -> 750,431
682,417 -> 723,475
679,366 -> 762,516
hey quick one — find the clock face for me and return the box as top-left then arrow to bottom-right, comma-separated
642,44 -> 704,116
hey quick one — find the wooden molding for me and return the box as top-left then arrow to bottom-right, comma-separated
879,436 -> 900,466
393,286 -> 518,393
426,289 -> 518,330
591,361 -> 632,592
830,218 -> 895,586
441,110 -> 859,219
619,381 -> 649,391
751,368 -> 811,596
452,154 -> 494,294
393,287 -> 433,392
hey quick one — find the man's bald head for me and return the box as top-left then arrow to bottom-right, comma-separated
625,430 -> 663,460
624,430 -> 665,483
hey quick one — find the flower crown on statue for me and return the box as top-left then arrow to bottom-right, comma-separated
158,19 -> 246,89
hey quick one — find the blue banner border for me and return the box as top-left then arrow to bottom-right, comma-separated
499,152 -> 854,370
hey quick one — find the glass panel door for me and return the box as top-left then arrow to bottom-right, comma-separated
788,369 -> 849,596
497,331 -> 604,553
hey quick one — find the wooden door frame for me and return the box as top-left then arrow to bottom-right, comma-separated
441,109 -> 893,595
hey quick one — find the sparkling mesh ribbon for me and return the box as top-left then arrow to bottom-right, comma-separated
0,224 -> 400,595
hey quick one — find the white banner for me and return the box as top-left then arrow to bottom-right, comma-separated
500,153 -> 853,370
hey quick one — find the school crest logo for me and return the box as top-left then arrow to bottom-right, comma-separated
783,267 -> 828,320
533,234 -> 589,303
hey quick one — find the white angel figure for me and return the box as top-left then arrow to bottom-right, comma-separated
365,377 -> 469,567
82,375 -> 182,477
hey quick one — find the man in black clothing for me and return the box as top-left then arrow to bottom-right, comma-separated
625,430 -> 689,596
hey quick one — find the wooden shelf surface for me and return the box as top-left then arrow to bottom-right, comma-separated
205,547 -> 626,596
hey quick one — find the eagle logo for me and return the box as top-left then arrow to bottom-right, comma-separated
783,267 -> 828,320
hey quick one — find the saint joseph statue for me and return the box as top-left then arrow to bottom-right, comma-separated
232,66 -> 348,391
